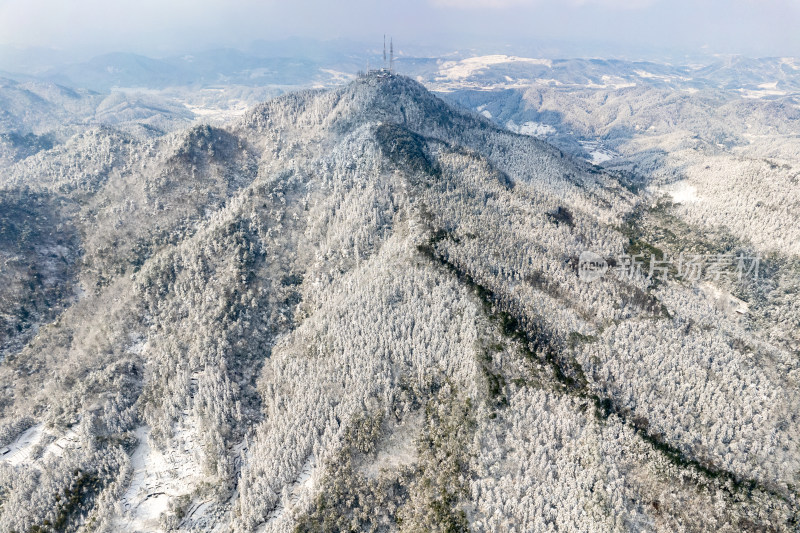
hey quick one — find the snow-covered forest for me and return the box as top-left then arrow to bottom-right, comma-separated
0,70 -> 797,532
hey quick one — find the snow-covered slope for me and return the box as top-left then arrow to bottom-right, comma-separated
0,72 -> 797,532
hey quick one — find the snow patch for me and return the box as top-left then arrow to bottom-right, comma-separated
319,69 -> 356,83
738,86 -> 787,99
582,75 -> 637,90
590,151 -> 614,164
634,70 -> 691,83
438,55 -> 552,80
698,282 -> 749,316
113,424 -> 206,532
664,181 -> 700,204
184,101 -> 250,122
578,140 -> 618,165
1,423 -> 44,466
0,423 -> 84,468
505,120 -> 555,137
362,411 -> 421,479
45,428 -> 81,458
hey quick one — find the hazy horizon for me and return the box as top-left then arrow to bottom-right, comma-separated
0,0 -> 798,66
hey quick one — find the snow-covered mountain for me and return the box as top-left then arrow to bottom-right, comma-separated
0,72 -> 797,532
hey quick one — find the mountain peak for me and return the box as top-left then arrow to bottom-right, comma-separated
239,70 -> 497,153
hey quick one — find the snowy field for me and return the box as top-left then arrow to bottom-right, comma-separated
578,140 -> 618,165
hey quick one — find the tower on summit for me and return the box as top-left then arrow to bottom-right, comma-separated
371,35 -> 395,76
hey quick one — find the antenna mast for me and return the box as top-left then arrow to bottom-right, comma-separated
383,35 -> 387,69
390,38 -> 394,72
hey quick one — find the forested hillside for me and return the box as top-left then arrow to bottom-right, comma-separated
0,72 -> 797,532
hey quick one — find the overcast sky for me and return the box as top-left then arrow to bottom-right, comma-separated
0,0 -> 798,59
